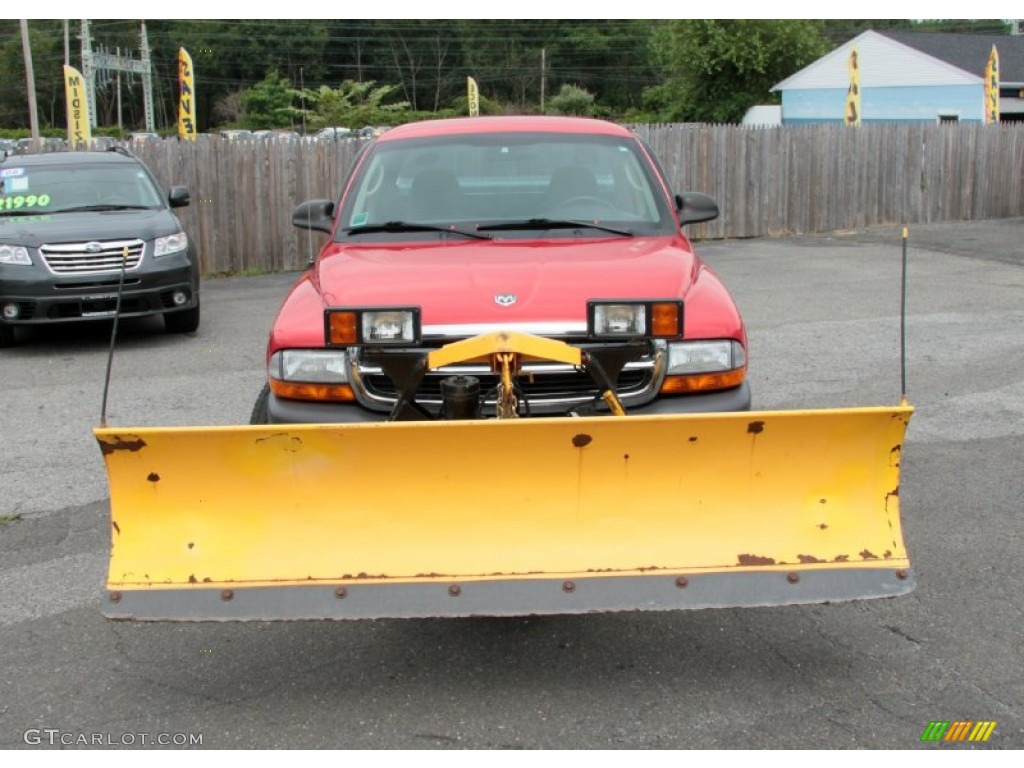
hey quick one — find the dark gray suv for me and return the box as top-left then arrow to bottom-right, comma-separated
0,148 -> 199,347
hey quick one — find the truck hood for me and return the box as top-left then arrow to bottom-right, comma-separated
313,236 -> 697,329
0,209 -> 180,246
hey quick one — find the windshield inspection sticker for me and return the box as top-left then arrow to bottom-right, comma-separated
4,177 -> 30,193
351,212 -> 369,227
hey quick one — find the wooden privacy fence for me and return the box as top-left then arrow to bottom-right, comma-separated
133,124 -> 1024,275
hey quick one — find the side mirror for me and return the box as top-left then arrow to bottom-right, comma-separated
168,186 -> 191,208
675,192 -> 719,226
292,199 -> 336,234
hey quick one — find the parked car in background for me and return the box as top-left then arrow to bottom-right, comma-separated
0,148 -> 200,347
312,126 -> 353,141
90,136 -> 119,151
255,129 -> 300,141
128,132 -> 161,143
0,139 -> 14,159
219,129 -> 254,141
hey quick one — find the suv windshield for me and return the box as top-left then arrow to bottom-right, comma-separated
337,132 -> 674,239
0,162 -> 164,215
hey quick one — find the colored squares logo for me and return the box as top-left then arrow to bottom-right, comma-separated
921,721 -> 996,743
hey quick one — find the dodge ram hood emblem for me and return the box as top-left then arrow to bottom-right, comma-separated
494,293 -> 517,307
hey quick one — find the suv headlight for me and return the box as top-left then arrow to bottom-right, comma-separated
153,232 -> 188,257
0,244 -> 31,266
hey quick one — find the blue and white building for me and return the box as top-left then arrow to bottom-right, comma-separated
771,30 -> 1024,124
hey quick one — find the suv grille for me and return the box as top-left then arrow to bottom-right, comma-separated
40,239 -> 144,275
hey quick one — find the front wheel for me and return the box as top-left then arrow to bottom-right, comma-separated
250,383 -> 270,424
164,301 -> 200,334
0,323 -> 14,348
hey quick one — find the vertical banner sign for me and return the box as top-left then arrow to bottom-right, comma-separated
845,45 -> 861,126
984,45 -> 999,124
63,65 -> 92,149
178,48 -> 197,140
467,77 -> 480,117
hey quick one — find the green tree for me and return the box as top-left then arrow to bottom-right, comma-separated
299,80 -> 410,129
649,19 -> 829,123
238,71 -> 304,130
547,84 -> 595,116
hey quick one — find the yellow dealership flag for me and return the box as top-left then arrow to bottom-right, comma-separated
845,46 -> 860,126
984,45 -> 999,124
178,48 -> 197,140
63,65 -> 92,149
467,77 -> 480,117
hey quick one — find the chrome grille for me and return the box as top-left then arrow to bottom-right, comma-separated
40,239 -> 144,275
352,340 -> 664,414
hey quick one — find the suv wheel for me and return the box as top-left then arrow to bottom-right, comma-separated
0,324 -> 14,348
164,301 -> 200,334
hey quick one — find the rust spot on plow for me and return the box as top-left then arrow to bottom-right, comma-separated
884,550 -> 893,559
98,436 -> 147,456
860,550 -> 879,560
834,554 -> 849,562
688,436 -> 698,442
111,521 -> 120,535
147,472 -> 160,483
747,421 -> 765,435
797,554 -> 823,563
817,523 -> 828,530
188,574 -> 198,584
738,553 -> 775,566
572,433 -> 592,448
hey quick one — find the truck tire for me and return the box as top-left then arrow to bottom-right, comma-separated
250,384 -> 270,424
0,324 -> 14,348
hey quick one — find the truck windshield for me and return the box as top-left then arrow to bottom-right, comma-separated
338,132 -> 675,239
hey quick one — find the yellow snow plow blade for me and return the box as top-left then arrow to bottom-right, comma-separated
95,405 -> 914,620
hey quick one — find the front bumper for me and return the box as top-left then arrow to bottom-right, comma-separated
267,381 -> 752,424
0,258 -> 197,325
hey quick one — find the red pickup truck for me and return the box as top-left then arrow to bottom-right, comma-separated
252,116 -> 749,423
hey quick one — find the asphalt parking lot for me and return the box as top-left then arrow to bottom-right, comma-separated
1,218 -> 1022,749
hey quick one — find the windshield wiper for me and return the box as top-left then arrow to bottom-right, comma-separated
477,218 -> 633,237
343,221 -> 492,240
50,204 -> 154,213
0,209 -> 56,217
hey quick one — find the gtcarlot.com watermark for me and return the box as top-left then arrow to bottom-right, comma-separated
24,729 -> 203,747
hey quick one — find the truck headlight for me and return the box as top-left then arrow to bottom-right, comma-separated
0,244 -> 31,265
666,340 -> 745,374
325,307 -> 421,346
268,349 -> 355,403
588,300 -> 683,339
661,340 -> 746,394
271,349 -> 350,383
153,232 -> 188,257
